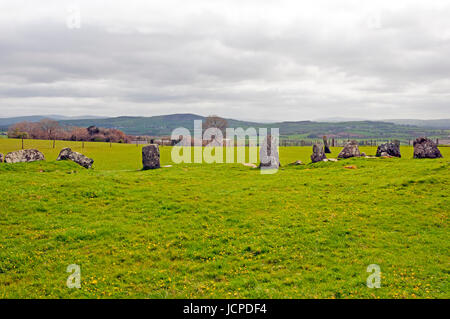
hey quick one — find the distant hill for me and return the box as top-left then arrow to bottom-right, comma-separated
59,114 -> 207,136
315,117 -> 450,129
384,119 -> 450,129
265,120 -> 448,140
58,114 -> 449,140
0,115 -> 105,130
0,115 -> 50,128
314,116 -> 368,122
2,113 -> 449,140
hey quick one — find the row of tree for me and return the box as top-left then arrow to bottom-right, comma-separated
8,119 -> 130,143
7,115 -> 228,143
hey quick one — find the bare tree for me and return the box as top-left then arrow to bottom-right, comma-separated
8,122 -> 31,138
70,127 -> 89,141
204,115 -> 228,137
8,120 -> 129,143
38,119 -> 60,140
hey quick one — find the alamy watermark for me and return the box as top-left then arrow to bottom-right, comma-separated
170,120 -> 280,174
366,264 -> 381,288
366,11 -> 382,30
66,5 -> 81,29
67,264 -> 81,288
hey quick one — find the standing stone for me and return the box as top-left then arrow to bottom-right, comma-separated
338,140 -> 361,159
142,144 -> 161,170
311,144 -> 327,163
259,135 -> 280,169
4,149 -> 45,163
376,142 -> 401,158
323,136 -> 331,153
0,153 -> 3,163
57,148 -> 94,169
413,137 -> 443,159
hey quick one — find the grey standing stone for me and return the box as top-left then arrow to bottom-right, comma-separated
311,144 -> 327,163
338,140 -> 361,159
323,136 -> 331,153
57,147 -> 94,169
4,149 -> 45,163
142,144 -> 161,170
259,135 -> 280,169
413,137 -> 443,159
376,142 -> 401,157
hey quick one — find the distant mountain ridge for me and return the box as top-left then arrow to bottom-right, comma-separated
0,115 -> 106,127
57,114 -> 450,139
384,119 -> 450,129
1,113 -> 449,139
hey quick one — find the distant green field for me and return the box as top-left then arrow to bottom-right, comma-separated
0,139 -> 448,298
0,138 -> 435,169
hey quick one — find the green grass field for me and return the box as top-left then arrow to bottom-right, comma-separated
0,139 -> 449,298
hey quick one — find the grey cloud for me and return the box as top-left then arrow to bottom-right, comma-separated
0,1 -> 449,120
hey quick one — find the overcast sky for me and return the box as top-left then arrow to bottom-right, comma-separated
0,0 -> 449,121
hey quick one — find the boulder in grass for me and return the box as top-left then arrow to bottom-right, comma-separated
288,160 -> 304,166
57,148 -> 94,169
413,137 -> 443,159
376,142 -> 401,158
142,144 -> 160,170
311,144 -> 327,163
0,153 -> 3,163
4,149 -> 45,163
338,140 -> 361,159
